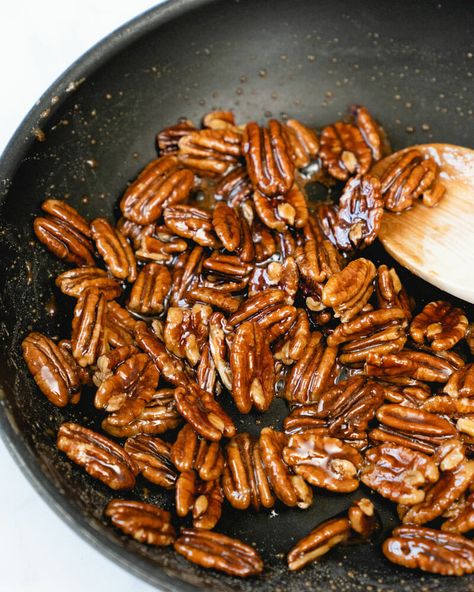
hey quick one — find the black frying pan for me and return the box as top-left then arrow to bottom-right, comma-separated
0,1 -> 473,590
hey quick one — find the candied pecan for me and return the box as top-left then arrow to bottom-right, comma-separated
327,307 -> 407,365
243,119 -> 295,197
322,258 -> 376,322
422,395 -> 474,418
90,218 -> 136,282
102,388 -> 181,437
124,435 -> 177,489
434,439 -> 466,472
170,246 -> 203,307
259,428 -> 313,508
380,379 -> 431,407
174,385 -> 236,441
178,128 -> 242,175
203,110 -> 236,129
442,492 -> 474,534
410,301 -> 468,352
273,308 -> 311,365
319,122 -> 372,181
253,184 -> 308,231
22,332 -> 81,407
351,105 -> 385,161
379,149 -> 445,211
365,349 -> 463,383
283,434 -> 363,492
383,525 -> 474,575
71,288 -> 107,367
376,264 -> 413,320
128,263 -> 171,315
171,423 -> 224,481
209,312 -> 233,390
284,331 -> 338,404
285,119 -> 319,168
164,205 -> 219,248
348,498 -> 379,538
157,119 -> 195,154
203,253 -> 253,278
251,215 -> 278,262
186,287 -> 240,313
361,444 -> 439,505
135,232 -> 188,264
197,344 -> 219,394
175,470 -> 223,530
444,364 -> 474,398
402,460 -> 474,525
95,352 -> 159,426
164,304 -> 212,367
212,202 -> 241,251
120,157 -> 194,225
287,517 -> 351,571
330,175 -> 383,252
116,217 -> 155,250
230,321 -> 275,413
214,166 -> 253,207
222,433 -> 275,510
57,422 -> 137,489
41,199 -> 91,237
249,257 -> 298,304
57,339 -> 92,386
106,301 -> 139,348
55,267 -> 121,300
174,528 -> 263,577
94,345 -> 139,385
106,499 -> 175,546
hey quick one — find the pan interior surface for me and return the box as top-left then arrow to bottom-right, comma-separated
0,0 -> 473,590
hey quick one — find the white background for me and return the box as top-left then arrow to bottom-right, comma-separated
0,2 -> 164,590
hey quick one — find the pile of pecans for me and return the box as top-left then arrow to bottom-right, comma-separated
22,106 -> 474,579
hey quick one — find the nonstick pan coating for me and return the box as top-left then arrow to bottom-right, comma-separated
0,1 -> 473,590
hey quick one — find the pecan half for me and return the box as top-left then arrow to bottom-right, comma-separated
212,202 -> 241,251
175,470 -> 223,529
55,267 -> 121,300
57,422 -> 137,489
117,217 -> 155,250
135,232 -> 188,264
170,246 -> 203,307
444,364 -> 474,398
249,257 -> 299,304
253,184 -> 308,231
22,332 -> 81,406
120,157 -> 194,224
164,205 -> 219,248
128,263 -> 171,315
106,499 -> 175,546
124,435 -> 177,488
410,301 -> 468,352
164,304 -> 212,367
71,288 -> 107,367
174,385 -> 236,441
322,258 -> 376,322
41,199 -> 91,237
273,308 -> 311,365
243,119 -> 295,197
106,301 -> 139,348
376,264 -> 413,320
186,287 -> 240,313
178,128 -> 242,175
285,119 -> 319,169
348,498 -> 379,538
287,517 -> 351,571
361,444 -> 439,505
319,122 -> 372,180
157,119 -> 195,154
283,434 -> 363,492
442,492 -> 474,534
351,105 -> 385,161
208,311 -> 233,390
90,218 -> 136,282
383,525 -> 474,575
171,423 -> 224,481
214,166 -> 253,207
174,528 -> 264,577
203,110 -> 236,129
230,321 -> 275,413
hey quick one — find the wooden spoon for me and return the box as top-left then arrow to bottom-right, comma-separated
370,144 -> 474,303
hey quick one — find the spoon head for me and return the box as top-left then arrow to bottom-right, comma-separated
371,144 -> 474,304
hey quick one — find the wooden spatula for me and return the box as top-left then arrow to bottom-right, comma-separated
370,144 -> 474,303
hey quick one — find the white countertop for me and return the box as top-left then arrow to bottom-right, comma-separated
0,2 -> 164,590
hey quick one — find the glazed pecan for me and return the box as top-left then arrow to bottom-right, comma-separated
410,301 -> 468,351
273,308 -> 311,365
174,385 -> 236,441
259,428 -> 313,508
106,301 -> 139,348
128,263 -> 171,315
120,157 -> 194,224
22,332 -> 81,406
208,312 -> 233,390
124,435 -> 177,488
222,432 -> 275,510
214,166 -> 253,207
171,424 -> 224,481
379,149 -> 445,211
444,364 -> 474,398
157,119 -> 195,154
178,128 -> 242,175
170,246 -> 203,307
57,339 -> 92,386
348,498 -> 379,538
327,307 -> 407,365
55,267 -> 121,300
442,492 -> 474,534
383,525 -> 474,575
34,202 -> 94,266
212,202 -> 241,251
319,122 -> 372,180
285,119 -> 319,169
253,184 -> 308,231
71,288 -> 107,367
202,252 -> 253,278
351,105 -> 386,161
164,205 -> 219,248
361,444 -> 439,505
94,345 -> 138,385
174,528 -> 264,577
116,217 -> 155,250
422,395 -> 474,418
251,215 -> 278,262
90,218 -> 136,282
229,321 -> 275,413
203,110 -> 236,129
243,119 -> 295,197
196,344 -> 219,394
175,470 -> 223,529
186,287 -> 240,313
164,304 -> 212,367
248,257 -> 298,305
283,434 -> 363,493
106,499 -> 175,546
57,422 -> 137,489
102,388 -> 181,437
135,231 -> 188,264
287,517 -> 351,571
376,264 -> 413,320
284,331 -> 338,404
322,258 -> 376,322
